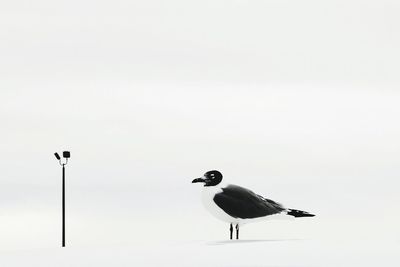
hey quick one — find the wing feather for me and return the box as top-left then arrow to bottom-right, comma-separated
213,185 -> 285,219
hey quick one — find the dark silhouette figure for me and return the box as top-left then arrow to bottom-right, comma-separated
54,151 -> 71,247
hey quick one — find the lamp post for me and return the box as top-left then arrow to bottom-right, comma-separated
54,151 -> 70,247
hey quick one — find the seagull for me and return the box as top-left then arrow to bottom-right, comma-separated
192,170 -> 315,240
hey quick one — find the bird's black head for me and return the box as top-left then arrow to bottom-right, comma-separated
192,170 -> 223,187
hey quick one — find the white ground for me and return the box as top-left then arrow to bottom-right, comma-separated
1,238 -> 399,267
1,215 -> 399,267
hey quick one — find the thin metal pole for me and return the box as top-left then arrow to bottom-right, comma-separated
62,164 -> 65,247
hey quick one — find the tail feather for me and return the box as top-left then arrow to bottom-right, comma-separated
287,209 -> 315,218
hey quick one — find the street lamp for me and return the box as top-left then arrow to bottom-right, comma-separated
54,151 -> 71,247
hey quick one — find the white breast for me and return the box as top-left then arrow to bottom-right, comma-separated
201,184 -> 241,224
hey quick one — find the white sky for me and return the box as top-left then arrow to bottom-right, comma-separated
0,0 -> 400,252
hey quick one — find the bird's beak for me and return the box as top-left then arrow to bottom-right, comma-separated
192,177 -> 205,183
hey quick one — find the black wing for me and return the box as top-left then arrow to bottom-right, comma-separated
213,184 -> 285,219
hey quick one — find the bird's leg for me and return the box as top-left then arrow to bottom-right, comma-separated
230,223 -> 233,240
236,224 -> 239,240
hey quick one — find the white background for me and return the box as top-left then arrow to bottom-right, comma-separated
1,0 -> 399,266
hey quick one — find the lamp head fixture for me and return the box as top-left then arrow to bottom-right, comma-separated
54,151 -> 71,165
63,151 -> 71,159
